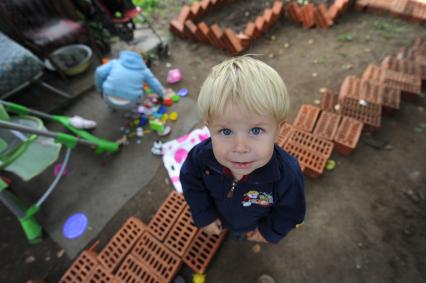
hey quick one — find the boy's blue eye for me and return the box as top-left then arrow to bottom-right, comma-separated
250,127 -> 263,135
219,128 -> 232,136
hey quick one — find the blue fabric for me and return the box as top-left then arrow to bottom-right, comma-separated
0,32 -> 43,95
95,51 -> 164,110
180,138 -> 306,244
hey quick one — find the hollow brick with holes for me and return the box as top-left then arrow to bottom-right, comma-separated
164,205 -> 199,257
115,254 -> 161,283
313,111 -> 342,141
85,264 -> 115,283
334,116 -> 364,156
339,96 -> 381,132
282,129 -> 334,178
197,22 -> 211,44
183,230 -> 228,274
59,250 -> 98,283
276,122 -> 294,147
292,104 -> 321,133
271,0 -> 284,22
184,20 -> 198,41
169,20 -> 185,39
381,56 -> 424,80
177,5 -> 191,24
263,8 -> 274,30
132,232 -> 182,283
98,217 -> 147,273
148,191 -> 186,242
320,88 -> 338,113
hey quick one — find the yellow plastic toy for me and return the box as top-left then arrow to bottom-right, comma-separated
193,273 -> 206,283
169,111 -> 178,121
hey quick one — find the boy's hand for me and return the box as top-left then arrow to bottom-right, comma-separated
246,228 -> 268,243
202,219 -> 222,235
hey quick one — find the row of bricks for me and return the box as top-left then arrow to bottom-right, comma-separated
285,0 -> 350,29
60,191 -> 227,283
170,1 -> 284,55
354,0 -> 426,23
285,37 -> 426,175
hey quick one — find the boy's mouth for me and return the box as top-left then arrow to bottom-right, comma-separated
231,161 -> 253,169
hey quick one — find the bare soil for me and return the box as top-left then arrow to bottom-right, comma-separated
1,3 -> 426,283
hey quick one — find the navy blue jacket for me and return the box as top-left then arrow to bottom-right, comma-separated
180,138 -> 306,244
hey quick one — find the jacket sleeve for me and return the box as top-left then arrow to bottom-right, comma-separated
95,62 -> 113,93
180,147 -> 219,228
143,68 -> 165,97
258,162 -> 306,244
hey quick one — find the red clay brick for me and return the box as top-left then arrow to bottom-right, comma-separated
286,2 -> 302,23
272,0 -> 284,22
282,129 -> 334,178
177,5 -> 191,23
244,21 -> 256,39
223,28 -> 245,55
148,191 -> 186,242
237,33 -> 251,48
169,20 -> 185,39
300,4 -> 316,29
183,230 -> 228,274
314,3 -> 333,28
313,111 -> 342,141
184,20 -> 198,41
115,254 -> 161,283
59,251 -> 98,283
333,116 -> 364,156
86,264 -> 115,283
132,232 -> 182,283
208,24 -> 225,49
276,122 -> 294,147
255,16 -> 266,34
359,79 -> 384,105
382,56 -> 424,80
339,96 -> 382,131
98,217 -> 146,273
263,8 -> 274,30
319,88 -> 338,113
164,205 -> 199,257
292,104 -> 321,133
197,22 -> 211,44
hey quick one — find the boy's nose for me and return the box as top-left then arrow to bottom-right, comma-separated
233,135 -> 249,153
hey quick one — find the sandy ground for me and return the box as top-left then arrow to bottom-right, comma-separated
1,5 -> 426,283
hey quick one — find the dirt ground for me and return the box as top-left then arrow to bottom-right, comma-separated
1,3 -> 426,283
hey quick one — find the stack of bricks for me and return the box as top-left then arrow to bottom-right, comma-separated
59,191 -> 227,283
276,37 -> 425,174
285,0 -> 350,29
354,0 -> 426,23
169,0 -> 285,55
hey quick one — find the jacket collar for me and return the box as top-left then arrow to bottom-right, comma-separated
198,138 -> 282,184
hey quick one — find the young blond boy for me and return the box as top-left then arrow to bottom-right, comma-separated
180,56 -> 305,244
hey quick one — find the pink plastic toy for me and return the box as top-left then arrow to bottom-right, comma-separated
167,68 -> 182,84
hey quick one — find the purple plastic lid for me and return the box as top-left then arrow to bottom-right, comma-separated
63,213 -> 88,239
177,88 -> 189,97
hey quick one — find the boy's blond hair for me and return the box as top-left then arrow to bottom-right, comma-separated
197,56 -> 289,123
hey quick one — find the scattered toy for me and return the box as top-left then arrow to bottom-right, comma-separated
69,116 -> 97,130
177,88 -> 189,97
167,68 -> 182,84
325,160 -> 336,171
151,140 -> 163,155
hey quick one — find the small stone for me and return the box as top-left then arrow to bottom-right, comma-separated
312,73 -> 318,78
384,144 -> 393,150
417,106 -> 424,112
45,256 -> 51,261
88,226 -> 93,231
359,99 -> 367,106
308,39 -> 314,44
313,59 -> 319,64
364,48 -> 371,52
357,242 -> 363,248
269,53 -> 274,58
270,35 -> 276,41
334,104 -> 340,111
25,256 -> 36,263
166,62 -> 172,68
245,11 -> 250,17
57,249 -> 65,258
356,264 -> 362,269
284,43 -> 290,48
165,178 -> 170,185
252,244 -> 261,253
313,99 -> 320,105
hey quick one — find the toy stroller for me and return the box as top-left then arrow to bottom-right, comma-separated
0,100 -> 119,243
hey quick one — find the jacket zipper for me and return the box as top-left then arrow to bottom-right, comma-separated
227,179 -> 238,198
